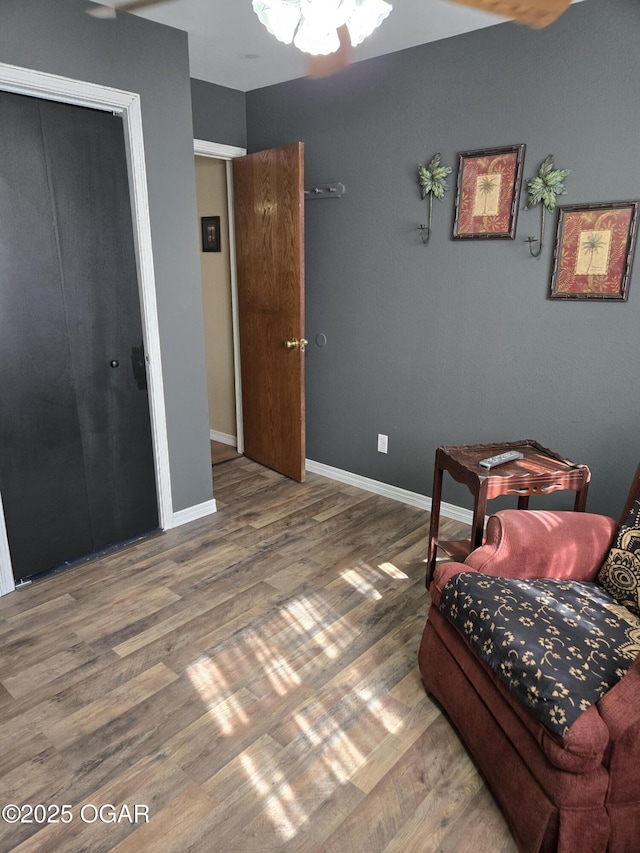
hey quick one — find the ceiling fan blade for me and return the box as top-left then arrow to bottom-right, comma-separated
306,25 -> 352,79
448,0 -> 571,28
87,0 -> 174,18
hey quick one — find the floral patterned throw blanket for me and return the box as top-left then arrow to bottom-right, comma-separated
439,572 -> 640,736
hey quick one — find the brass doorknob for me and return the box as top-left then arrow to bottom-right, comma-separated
284,338 -> 308,351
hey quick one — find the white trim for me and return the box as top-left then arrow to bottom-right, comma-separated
171,499 -> 218,527
120,90 -> 173,531
194,138 -> 247,455
210,429 -> 237,447
0,62 -> 173,596
305,459 -> 475,526
0,62 -> 137,110
194,140 -> 246,160
225,159 -> 245,455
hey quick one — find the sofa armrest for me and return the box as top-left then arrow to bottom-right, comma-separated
429,561 -> 473,607
597,654 -> 640,805
464,509 -> 618,581
598,652 -> 640,740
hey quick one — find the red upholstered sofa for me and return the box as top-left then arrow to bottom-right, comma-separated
419,468 -> 640,853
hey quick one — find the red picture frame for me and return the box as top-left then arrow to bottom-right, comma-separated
549,201 -> 639,300
452,144 -> 526,240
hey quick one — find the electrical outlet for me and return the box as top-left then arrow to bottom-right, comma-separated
377,433 -> 388,454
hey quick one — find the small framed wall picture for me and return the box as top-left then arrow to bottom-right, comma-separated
452,144 -> 526,240
201,216 -> 221,252
549,200 -> 639,300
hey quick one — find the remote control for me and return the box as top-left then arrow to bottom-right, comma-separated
478,450 -> 524,470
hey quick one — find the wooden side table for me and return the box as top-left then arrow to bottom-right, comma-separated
426,440 -> 591,587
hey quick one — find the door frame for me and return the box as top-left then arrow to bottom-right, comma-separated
0,62 -> 173,596
194,139 -> 247,456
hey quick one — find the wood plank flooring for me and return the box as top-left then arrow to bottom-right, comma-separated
0,458 -> 517,852
211,440 -> 241,466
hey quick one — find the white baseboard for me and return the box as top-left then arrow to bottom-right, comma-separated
305,459 -> 474,526
169,498 -> 217,528
210,429 -> 237,447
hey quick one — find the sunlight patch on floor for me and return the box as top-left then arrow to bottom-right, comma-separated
378,561 -> 409,580
308,613 -> 361,660
241,753 -> 308,841
187,657 -> 249,735
281,596 -> 321,632
293,708 -> 366,783
341,568 -> 382,600
246,633 -> 301,696
186,570 -> 413,842
353,685 -> 404,734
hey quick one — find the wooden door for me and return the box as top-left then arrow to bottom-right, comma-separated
0,92 -> 158,582
233,143 -> 306,482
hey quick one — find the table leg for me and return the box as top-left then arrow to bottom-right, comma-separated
471,480 -> 488,552
426,452 -> 444,588
574,481 -> 590,511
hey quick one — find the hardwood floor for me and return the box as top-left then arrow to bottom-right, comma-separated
211,440 -> 241,466
0,458 -> 516,852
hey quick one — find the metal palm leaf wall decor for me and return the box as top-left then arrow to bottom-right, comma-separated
417,153 -> 452,245
524,154 -> 570,257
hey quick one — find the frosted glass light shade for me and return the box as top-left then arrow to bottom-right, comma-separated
253,0 -> 301,44
252,0 -> 392,56
345,0 -> 393,47
294,21 -> 340,56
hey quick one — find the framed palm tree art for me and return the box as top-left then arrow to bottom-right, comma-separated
549,201 -> 639,300
452,144 -> 526,239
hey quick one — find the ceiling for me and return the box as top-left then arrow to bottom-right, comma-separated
90,0 -> 583,92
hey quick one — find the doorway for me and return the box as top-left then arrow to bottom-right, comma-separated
195,153 -> 241,460
194,140 -> 246,465
194,140 -> 307,484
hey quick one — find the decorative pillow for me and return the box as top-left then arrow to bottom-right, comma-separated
597,497 -> 640,615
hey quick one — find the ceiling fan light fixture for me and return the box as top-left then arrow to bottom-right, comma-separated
294,20 -> 341,55
252,0 -> 392,56
345,0 -> 393,47
252,0 -> 300,44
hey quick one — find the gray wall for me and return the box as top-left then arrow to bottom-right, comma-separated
191,78 -> 246,149
242,0 -> 640,517
1,0 -> 213,512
